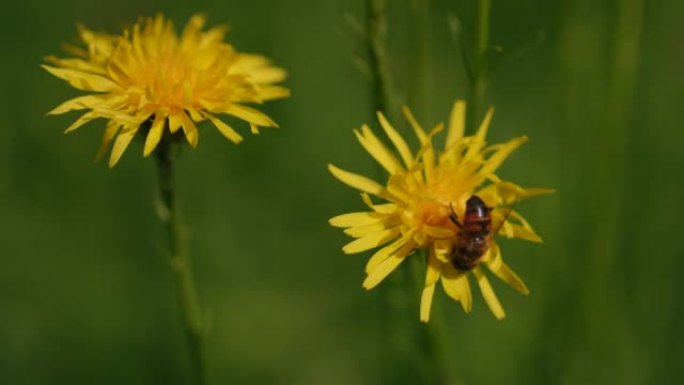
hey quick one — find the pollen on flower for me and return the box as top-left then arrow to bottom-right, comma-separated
413,200 -> 452,229
43,13 -> 290,167
329,100 -> 553,322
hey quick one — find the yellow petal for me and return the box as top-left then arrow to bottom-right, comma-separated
42,65 -> 119,92
473,266 -> 505,320
464,107 -> 494,161
524,187 -> 556,197
250,66 -> 288,84
48,95 -> 105,115
377,112 -> 413,168
362,243 -> 413,289
95,121 -> 121,161
411,123 -> 443,181
502,223 -> 542,243
108,126 -> 138,167
329,211 -> 383,228
257,86 -> 291,101
186,107 -> 204,122
497,211 -> 542,242
180,111 -> 199,148
425,247 -> 443,286
365,232 -> 414,273
423,225 -> 455,239
433,240 -> 452,263
64,111 -> 100,133
354,124 -> 403,174
479,136 -> 528,176
402,105 -> 428,143
445,100 -> 466,150
342,227 -> 400,254
344,221 -> 391,238
206,113 -> 244,144
486,244 -> 529,295
360,193 -> 397,214
143,114 -> 165,157
328,164 -> 390,199
441,264 -> 472,312
223,104 -> 278,127
45,55 -> 107,75
420,283 -> 436,323
169,113 -> 182,133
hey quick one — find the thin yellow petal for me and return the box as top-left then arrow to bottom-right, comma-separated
486,244 -> 529,295
412,123 -> 443,181
328,164 -> 390,199
223,104 -> 278,127
342,227 -> 400,254
47,95 -> 105,115
423,225 -> 455,238
354,124 -> 403,174
502,223 -> 543,243
108,127 -> 138,167
143,114 -> 165,157
365,233 -> 414,273
180,111 -> 199,148
362,243 -> 412,289
480,181 -> 554,204
420,283 -> 436,323
169,113 -> 182,133
64,111 -> 99,133
45,55 -> 107,75
433,240 -> 452,263
329,212 -> 383,228
464,107 -> 494,161
426,247 -> 443,285
402,105 -> 428,143
344,221 -> 390,238
473,266 -> 506,320
360,193 -> 397,214
42,65 -> 119,92
95,121 -> 121,161
441,264 -> 472,312
479,136 -> 528,176
445,100 -> 466,149
376,111 -> 413,167
257,86 -> 291,101
206,113 -> 244,144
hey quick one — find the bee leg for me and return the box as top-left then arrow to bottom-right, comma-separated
448,203 -> 462,228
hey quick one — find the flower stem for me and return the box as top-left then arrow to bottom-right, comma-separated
469,0 -> 491,132
408,256 -> 458,384
155,137 -> 206,385
366,0 -> 393,118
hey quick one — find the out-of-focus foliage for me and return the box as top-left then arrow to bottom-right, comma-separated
1,0 -> 682,384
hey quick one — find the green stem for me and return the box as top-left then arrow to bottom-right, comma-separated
469,0 -> 491,132
155,138 -> 205,385
366,0 -> 393,117
407,0 -> 430,117
408,256 -> 456,384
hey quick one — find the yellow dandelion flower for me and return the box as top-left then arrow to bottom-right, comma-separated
328,100 -> 553,322
43,14 -> 290,167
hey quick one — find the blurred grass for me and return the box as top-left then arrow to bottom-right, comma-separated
1,0 -> 683,384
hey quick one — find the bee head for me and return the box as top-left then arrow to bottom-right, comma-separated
466,195 -> 486,209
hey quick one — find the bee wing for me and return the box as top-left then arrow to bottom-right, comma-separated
490,204 -> 517,239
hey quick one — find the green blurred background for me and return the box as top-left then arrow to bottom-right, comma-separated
1,0 -> 682,384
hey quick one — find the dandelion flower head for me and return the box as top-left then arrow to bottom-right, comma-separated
328,100 -> 553,321
43,14 -> 290,166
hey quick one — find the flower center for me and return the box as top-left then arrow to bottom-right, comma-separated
414,199 -> 452,229
140,53 -> 197,109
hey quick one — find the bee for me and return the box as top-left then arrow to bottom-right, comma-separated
448,195 -> 511,271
